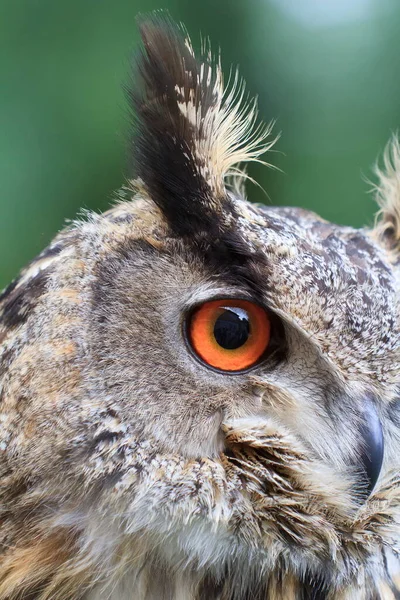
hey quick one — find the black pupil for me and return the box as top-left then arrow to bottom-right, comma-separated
213,308 -> 250,350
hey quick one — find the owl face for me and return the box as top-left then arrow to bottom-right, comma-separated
90,195 -> 392,474
1,14 -> 400,600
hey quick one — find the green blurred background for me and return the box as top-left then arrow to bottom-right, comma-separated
1,0 -> 400,289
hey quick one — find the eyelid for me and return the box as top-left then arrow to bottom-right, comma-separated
183,292 -> 265,315
181,288 -> 258,313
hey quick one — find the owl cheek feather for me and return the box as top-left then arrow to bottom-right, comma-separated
357,397 -> 384,499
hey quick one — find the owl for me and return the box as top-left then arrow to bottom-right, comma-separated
1,13 -> 400,600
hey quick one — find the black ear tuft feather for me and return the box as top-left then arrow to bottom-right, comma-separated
127,13 -> 275,238
128,14 -> 222,237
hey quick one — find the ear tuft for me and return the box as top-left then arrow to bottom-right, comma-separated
127,13 -> 276,237
372,135 -> 400,251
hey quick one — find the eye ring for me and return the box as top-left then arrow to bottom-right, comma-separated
184,298 -> 273,373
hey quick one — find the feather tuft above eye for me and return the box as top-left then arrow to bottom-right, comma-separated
371,134 -> 400,254
127,13 -> 277,236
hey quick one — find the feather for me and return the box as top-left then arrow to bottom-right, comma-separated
127,13 -> 276,236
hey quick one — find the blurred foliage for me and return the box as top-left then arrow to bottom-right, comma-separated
1,0 -> 400,288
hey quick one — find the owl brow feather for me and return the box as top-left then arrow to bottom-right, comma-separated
127,12 -> 277,238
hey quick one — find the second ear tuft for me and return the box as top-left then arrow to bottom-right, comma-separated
372,135 -> 400,253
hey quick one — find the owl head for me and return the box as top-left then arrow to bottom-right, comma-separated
1,14 -> 400,600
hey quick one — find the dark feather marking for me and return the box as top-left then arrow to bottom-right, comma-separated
197,573 -> 225,600
36,242 -> 64,261
0,243 -> 62,307
192,231 -> 270,301
0,347 -> 16,380
0,270 -> 50,329
197,572 -> 268,600
128,14 -> 234,238
0,276 -> 21,304
298,572 -> 328,600
88,430 -> 122,452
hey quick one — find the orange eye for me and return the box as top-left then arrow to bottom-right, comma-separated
187,299 -> 271,372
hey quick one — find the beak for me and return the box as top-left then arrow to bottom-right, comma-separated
358,397 -> 384,498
